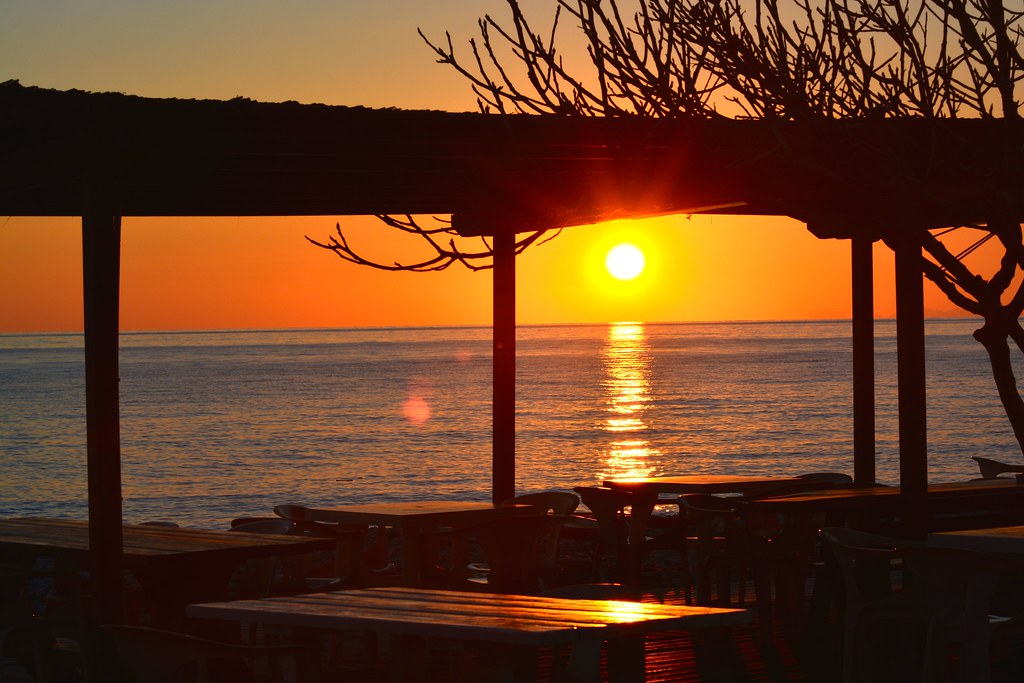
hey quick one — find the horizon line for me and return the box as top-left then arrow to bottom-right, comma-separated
0,313 -> 978,337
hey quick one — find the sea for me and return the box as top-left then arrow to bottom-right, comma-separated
1,318 -> 1020,529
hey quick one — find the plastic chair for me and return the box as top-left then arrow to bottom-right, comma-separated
272,505 -> 375,586
101,624 -> 314,683
821,527 -> 929,683
434,513 -> 569,594
676,494 -> 750,607
971,456 -> 1024,479
500,491 -> 579,516
900,545 -> 1024,683
681,494 -> 819,639
572,486 -> 661,586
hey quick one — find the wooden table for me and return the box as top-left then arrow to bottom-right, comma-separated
188,586 -> 749,682
743,478 -> 1024,532
0,517 -> 334,625
299,501 -> 538,586
599,475 -> 808,586
744,479 -> 1024,514
604,474 -> 805,498
929,524 -> 1024,554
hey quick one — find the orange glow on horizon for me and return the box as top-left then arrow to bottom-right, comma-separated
0,213 -> 984,334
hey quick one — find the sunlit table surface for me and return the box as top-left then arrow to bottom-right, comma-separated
188,586 -> 749,682
604,474 -> 805,497
299,501 -> 538,586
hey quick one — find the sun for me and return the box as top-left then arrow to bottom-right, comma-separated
605,243 -> 646,281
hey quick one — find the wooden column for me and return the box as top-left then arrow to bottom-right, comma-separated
492,229 -> 516,504
82,209 -> 124,624
895,237 -> 928,536
852,237 -> 876,483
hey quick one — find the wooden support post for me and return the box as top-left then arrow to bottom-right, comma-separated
492,229 -> 516,504
895,237 -> 928,536
852,237 -> 876,483
82,209 -> 124,624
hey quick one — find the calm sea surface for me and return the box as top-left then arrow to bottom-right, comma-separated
1,319 -> 1020,528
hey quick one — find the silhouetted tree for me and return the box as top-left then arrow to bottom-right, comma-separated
315,0 -> 1024,455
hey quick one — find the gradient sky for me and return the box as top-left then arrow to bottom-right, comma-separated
1,1 -> 978,332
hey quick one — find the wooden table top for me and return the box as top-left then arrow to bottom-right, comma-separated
188,586 -> 749,647
300,501 -> 537,528
745,478 -> 1024,513
929,524 -> 1024,554
0,517 -> 334,565
604,474 -> 805,496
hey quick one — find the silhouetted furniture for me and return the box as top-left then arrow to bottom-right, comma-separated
227,517 -> 356,597
270,506 -> 374,588
285,502 -> 538,587
500,491 -> 579,516
539,582 -> 643,601
745,479 -> 1024,533
822,527 -> 928,683
432,513 -> 569,593
603,474 -> 806,497
188,586 -> 750,683
0,518 -> 332,629
572,486 -> 661,587
900,546 -> 1024,683
101,624 -> 314,683
0,563 -> 93,683
445,490 -> 581,592
971,456 -> 1024,479
679,493 -> 818,640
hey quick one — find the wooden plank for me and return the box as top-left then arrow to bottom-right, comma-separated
0,518 -> 332,561
188,587 -> 749,649
188,601 -> 587,646
188,593 -> 748,647
276,591 -> 736,629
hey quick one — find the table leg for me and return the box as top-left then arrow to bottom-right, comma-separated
606,635 -> 646,683
399,523 -> 424,587
386,634 -> 427,682
628,499 -> 656,587
563,639 -> 602,683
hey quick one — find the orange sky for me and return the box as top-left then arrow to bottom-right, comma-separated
1,213 -> 976,333
0,2 -> 982,333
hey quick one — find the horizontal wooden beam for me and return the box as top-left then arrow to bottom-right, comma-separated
3,83 -> 1024,238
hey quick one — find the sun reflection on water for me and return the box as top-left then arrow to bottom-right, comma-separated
599,321 -> 659,480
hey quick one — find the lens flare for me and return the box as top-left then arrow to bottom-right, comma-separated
402,395 -> 431,424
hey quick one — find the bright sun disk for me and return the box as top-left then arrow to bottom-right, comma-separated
605,243 -> 646,281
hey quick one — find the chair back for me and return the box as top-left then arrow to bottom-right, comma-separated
268,507 -> 372,589
501,491 -> 579,516
821,527 -> 915,608
572,486 -> 647,543
273,504 -> 311,523
971,456 -> 1024,479
458,513 -> 568,593
821,527 -> 929,683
